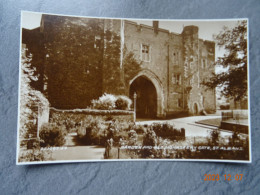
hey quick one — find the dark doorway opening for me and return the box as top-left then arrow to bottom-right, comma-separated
194,103 -> 198,115
130,76 -> 157,118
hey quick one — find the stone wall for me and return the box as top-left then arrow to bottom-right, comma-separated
200,40 -> 216,113
124,21 -> 216,116
168,33 -> 185,113
182,26 -> 216,114
24,16 -> 217,117
124,21 -> 186,116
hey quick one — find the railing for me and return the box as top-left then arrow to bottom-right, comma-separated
221,110 -> 233,122
221,110 -> 248,122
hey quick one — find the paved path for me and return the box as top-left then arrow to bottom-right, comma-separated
52,115 -> 235,160
51,146 -> 105,160
51,133 -> 105,161
137,115 -> 233,138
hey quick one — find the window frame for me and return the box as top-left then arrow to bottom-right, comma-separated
94,35 -> 101,49
173,73 -> 182,85
140,43 -> 151,62
173,51 -> 179,65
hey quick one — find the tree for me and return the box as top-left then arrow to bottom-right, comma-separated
19,48 -> 51,162
123,49 -> 142,89
102,32 -> 142,95
19,48 -> 49,139
203,21 -> 248,101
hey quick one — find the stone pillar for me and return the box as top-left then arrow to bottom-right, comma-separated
37,103 -> 50,138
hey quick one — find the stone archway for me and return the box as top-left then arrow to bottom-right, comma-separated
129,69 -> 164,118
130,77 -> 157,118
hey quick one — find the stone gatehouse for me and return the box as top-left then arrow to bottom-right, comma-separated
22,14 -> 216,118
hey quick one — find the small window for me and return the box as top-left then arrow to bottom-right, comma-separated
173,74 -> 181,85
201,59 -> 207,69
105,30 -> 113,43
94,35 -> 101,49
173,51 -> 179,65
141,44 -> 150,62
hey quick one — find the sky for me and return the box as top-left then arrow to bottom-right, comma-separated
21,12 -> 243,73
21,12 -> 42,29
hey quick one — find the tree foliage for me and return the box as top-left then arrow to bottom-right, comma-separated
102,32 -> 142,95
19,48 -> 49,139
203,21 -> 248,101
44,16 -> 104,109
102,31 -> 124,94
123,49 -> 142,89
44,16 -> 141,108
22,28 -> 45,92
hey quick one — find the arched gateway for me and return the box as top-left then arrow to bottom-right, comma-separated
129,70 -> 164,118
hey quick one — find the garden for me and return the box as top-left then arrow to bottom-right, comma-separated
19,93 -> 249,162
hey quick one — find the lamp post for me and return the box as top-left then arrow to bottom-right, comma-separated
134,92 -> 137,123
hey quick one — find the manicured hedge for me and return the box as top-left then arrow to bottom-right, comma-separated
51,107 -> 134,115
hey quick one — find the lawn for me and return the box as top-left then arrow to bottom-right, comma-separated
196,118 -> 221,127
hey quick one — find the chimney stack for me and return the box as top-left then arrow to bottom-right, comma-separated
153,21 -> 159,34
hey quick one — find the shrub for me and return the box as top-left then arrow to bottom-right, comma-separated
115,96 -> 132,110
39,123 -> 66,147
105,115 -> 114,121
220,104 -> 230,110
228,131 -> 248,148
210,129 -> 220,145
76,116 -> 106,145
76,117 -> 134,146
153,138 -> 173,158
19,147 -> 52,162
128,130 -> 138,145
91,93 -> 132,110
105,121 -> 128,145
106,121 -> 118,139
24,121 -> 37,139
142,128 -> 157,158
192,136 -> 249,161
151,122 -> 185,141
143,128 -> 157,146
49,111 -> 79,133
19,48 -> 50,139
91,93 -> 117,110
133,124 -> 145,134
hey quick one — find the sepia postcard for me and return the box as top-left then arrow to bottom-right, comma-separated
17,11 -> 251,165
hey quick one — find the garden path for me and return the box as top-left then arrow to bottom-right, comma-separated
137,115 -> 233,138
51,133 -> 105,160
51,145 -> 105,160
